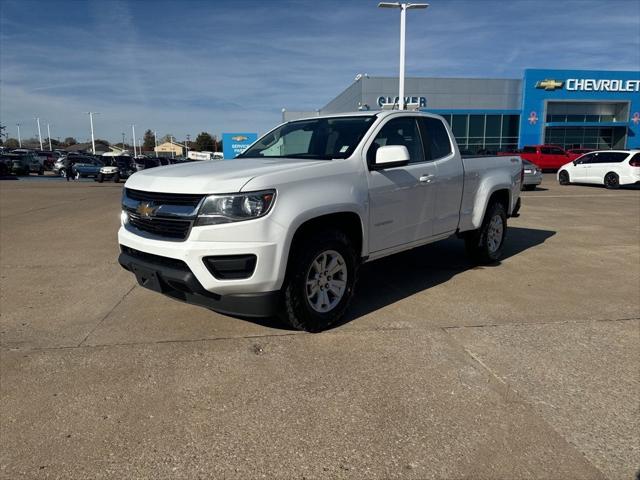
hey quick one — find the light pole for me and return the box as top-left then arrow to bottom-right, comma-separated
35,117 -> 43,150
16,123 -> 22,148
378,2 -> 428,110
47,123 -> 52,151
131,125 -> 137,157
186,134 -> 190,155
86,112 -> 99,154
170,135 -> 175,159
154,131 -> 158,155
121,133 -> 126,152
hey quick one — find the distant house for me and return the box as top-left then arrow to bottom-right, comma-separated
155,142 -> 183,157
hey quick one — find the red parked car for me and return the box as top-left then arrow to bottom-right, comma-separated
517,145 -> 581,171
566,148 -> 594,156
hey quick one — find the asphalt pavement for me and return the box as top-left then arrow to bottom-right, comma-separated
1,174 -> 638,479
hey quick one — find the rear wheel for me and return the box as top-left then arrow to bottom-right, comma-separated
604,172 -> 619,189
113,173 -> 120,183
281,230 -> 357,332
465,202 -> 507,264
97,173 -> 104,183
38,167 -> 44,176
558,170 -> 570,185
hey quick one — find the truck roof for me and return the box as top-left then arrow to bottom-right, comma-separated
299,110 -> 442,121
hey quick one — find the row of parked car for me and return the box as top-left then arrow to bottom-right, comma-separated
53,155 -> 190,182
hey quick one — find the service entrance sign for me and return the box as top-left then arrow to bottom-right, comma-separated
222,133 -> 258,159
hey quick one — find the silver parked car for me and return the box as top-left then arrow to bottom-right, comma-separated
522,159 -> 542,190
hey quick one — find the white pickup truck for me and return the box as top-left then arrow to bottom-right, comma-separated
118,111 -> 522,331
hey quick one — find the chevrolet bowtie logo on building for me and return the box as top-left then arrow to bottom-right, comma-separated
231,135 -> 248,142
136,202 -> 157,217
535,79 -> 564,91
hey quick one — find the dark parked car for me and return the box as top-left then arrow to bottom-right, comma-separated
1,153 -> 35,175
12,152 -> 44,175
97,156 -> 136,183
73,157 -> 104,179
134,157 -> 160,171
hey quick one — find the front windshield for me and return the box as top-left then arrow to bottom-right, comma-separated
239,115 -> 375,160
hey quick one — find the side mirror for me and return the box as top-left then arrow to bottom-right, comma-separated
573,160 -> 578,166
373,145 -> 410,169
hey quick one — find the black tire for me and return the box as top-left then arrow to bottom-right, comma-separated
464,202 -> 507,264
522,184 -> 536,191
113,173 -> 120,183
604,172 -> 619,189
281,229 -> 358,332
97,173 -> 104,183
59,169 -> 66,177
38,167 -> 44,176
558,170 -> 570,185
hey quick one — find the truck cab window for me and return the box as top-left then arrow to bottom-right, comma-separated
368,117 -> 424,165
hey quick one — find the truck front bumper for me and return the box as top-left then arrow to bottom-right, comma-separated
118,247 -> 280,318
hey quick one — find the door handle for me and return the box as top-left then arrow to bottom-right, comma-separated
419,174 -> 434,183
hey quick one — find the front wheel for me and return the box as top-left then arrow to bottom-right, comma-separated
38,167 -> 44,176
59,169 -> 66,177
558,170 -> 570,185
281,230 -> 358,332
113,173 -> 120,183
97,173 -> 104,183
464,202 -> 507,264
604,172 -> 619,189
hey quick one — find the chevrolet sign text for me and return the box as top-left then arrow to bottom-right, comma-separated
566,78 -> 640,92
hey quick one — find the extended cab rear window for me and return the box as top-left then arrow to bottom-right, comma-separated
418,117 -> 452,160
522,147 -> 537,153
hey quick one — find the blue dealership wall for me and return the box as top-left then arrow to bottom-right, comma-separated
520,69 -> 640,148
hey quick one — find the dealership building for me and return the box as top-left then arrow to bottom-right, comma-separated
284,69 -> 640,153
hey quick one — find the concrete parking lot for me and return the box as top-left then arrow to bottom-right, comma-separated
1,174 -> 638,479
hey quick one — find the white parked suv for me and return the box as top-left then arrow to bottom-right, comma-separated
118,111 -> 522,331
557,150 -> 640,188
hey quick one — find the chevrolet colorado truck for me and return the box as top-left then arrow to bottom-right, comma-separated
118,111 -> 522,331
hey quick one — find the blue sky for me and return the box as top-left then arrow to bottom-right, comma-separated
1,0 -> 639,143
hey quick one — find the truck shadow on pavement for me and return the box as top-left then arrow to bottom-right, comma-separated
249,226 -> 556,331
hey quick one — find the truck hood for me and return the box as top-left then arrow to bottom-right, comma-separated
123,157 -> 326,194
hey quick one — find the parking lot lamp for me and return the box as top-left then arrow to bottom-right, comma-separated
86,112 -> 99,154
121,133 -> 126,152
154,131 -> 158,154
16,123 -> 21,148
131,125 -> 137,157
47,123 -> 52,151
377,2 -> 428,110
35,117 -> 43,150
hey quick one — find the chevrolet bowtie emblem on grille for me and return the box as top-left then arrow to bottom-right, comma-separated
231,135 -> 248,142
136,202 -> 156,217
535,79 -> 564,91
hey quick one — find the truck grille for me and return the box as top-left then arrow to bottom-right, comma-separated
126,212 -> 192,240
123,188 -> 206,240
125,188 -> 205,207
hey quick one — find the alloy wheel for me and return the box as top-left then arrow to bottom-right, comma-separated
305,250 -> 348,313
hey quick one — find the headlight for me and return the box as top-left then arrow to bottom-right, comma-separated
195,190 -> 276,226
